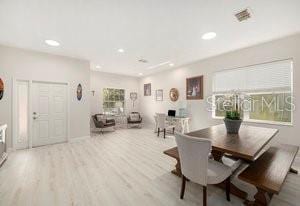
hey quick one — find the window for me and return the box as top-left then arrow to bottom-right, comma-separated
212,60 -> 293,125
103,88 -> 125,114
248,92 -> 292,123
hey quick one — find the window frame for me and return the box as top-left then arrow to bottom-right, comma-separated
212,60 -> 294,126
102,87 -> 126,115
212,90 -> 294,126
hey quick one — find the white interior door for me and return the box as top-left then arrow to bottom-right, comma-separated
32,82 -> 67,147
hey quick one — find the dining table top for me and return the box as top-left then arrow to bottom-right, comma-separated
186,124 -> 279,161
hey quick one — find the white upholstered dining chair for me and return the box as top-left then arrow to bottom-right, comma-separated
156,113 -> 175,138
175,132 -> 232,206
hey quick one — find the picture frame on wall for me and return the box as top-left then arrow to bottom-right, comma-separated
169,88 -> 179,102
0,78 -> 4,100
155,89 -> 163,101
144,83 -> 151,96
186,75 -> 203,100
130,92 -> 138,107
77,83 -> 83,101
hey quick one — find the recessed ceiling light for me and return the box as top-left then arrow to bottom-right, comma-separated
96,65 -> 101,69
138,73 -> 143,76
201,32 -> 217,40
118,48 -> 125,53
169,63 -> 174,67
45,39 -> 60,46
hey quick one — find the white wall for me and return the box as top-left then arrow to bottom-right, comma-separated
90,71 -> 139,119
0,45 -> 91,149
139,33 -> 300,146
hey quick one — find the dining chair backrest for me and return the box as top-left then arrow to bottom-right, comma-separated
175,132 -> 211,186
156,113 -> 166,129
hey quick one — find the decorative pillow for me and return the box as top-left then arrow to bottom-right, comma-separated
96,114 -> 106,124
130,113 -> 140,121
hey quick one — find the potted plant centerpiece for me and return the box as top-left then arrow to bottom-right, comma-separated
223,92 -> 243,134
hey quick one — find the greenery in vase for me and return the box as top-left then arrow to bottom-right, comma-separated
225,110 -> 241,120
224,91 -> 243,120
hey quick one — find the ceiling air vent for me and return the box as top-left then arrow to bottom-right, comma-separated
235,8 -> 251,22
138,59 -> 148,63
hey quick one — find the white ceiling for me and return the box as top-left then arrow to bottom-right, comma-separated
0,0 -> 300,77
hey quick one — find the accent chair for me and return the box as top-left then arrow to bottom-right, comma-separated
127,112 -> 143,128
92,114 -> 116,134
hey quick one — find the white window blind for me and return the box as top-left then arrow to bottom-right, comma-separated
213,60 -> 293,93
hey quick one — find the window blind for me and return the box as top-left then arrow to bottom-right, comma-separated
213,60 -> 292,93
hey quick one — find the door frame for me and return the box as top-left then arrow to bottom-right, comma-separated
12,78 -> 70,150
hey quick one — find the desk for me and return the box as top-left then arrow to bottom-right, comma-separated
164,124 -> 278,199
154,116 -> 190,134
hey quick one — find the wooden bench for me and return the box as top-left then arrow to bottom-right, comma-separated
239,144 -> 299,206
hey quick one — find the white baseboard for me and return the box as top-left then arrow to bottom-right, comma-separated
7,136 -> 91,152
69,136 -> 90,143
7,148 -> 16,153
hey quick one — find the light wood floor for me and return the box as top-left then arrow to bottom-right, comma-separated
0,128 -> 299,206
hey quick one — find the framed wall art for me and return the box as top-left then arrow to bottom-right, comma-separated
0,78 -> 3,100
169,88 -> 179,102
155,89 -> 163,101
130,92 -> 138,107
186,75 -> 203,100
144,83 -> 151,96
77,83 -> 82,101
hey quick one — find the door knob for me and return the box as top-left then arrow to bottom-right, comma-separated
33,112 -> 38,120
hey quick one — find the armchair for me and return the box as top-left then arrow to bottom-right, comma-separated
92,114 -> 116,134
127,112 -> 143,128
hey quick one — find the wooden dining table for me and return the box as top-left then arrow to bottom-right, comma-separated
164,124 -> 279,200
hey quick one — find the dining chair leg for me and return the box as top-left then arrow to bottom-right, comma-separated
157,128 -> 160,137
225,177 -> 231,201
203,186 -> 207,206
163,128 -> 166,139
172,127 -> 175,134
180,175 -> 186,199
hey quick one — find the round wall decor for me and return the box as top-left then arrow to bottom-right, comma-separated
77,84 -> 82,101
0,78 -> 4,100
169,88 -> 179,102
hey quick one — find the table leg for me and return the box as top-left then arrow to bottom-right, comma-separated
217,181 -> 248,200
290,167 -> 298,174
185,120 -> 189,133
180,120 -> 185,134
211,150 -> 224,162
171,159 -> 182,177
154,122 -> 158,133
244,188 -> 273,206
212,150 -> 248,200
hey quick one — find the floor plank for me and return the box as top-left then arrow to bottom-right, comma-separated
0,128 -> 299,206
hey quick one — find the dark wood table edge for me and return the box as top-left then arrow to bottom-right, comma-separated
187,126 -> 279,162
251,129 -> 279,161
